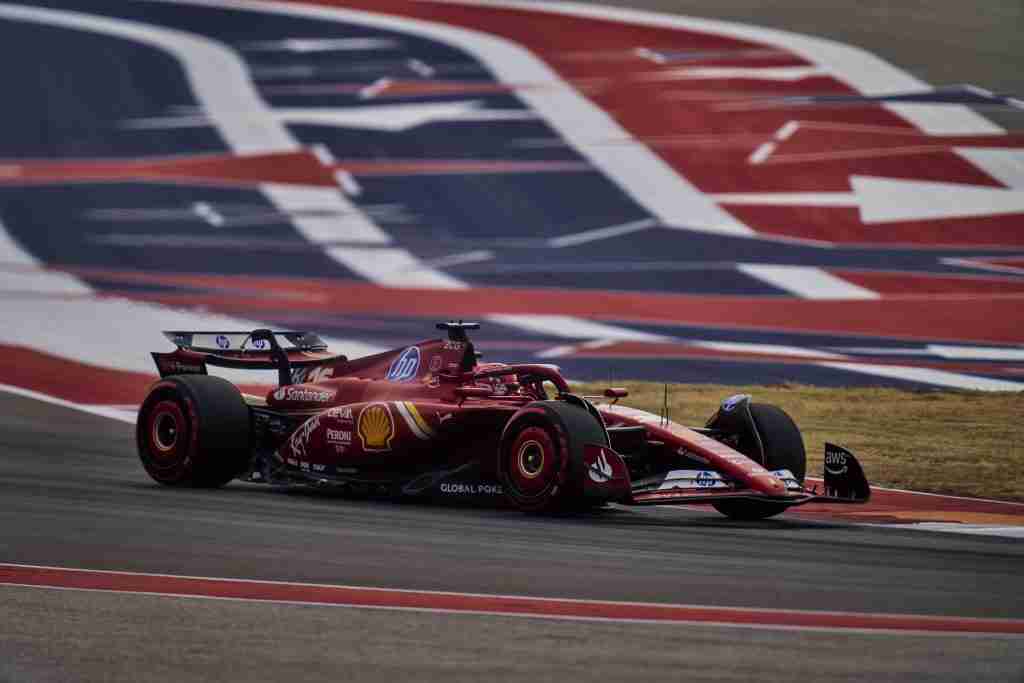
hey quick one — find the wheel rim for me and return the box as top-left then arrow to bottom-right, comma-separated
517,440 -> 545,478
507,426 -> 558,498
153,412 -> 178,452
145,400 -> 187,463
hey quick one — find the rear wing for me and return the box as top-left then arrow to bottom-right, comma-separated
163,330 -> 327,353
153,328 -> 345,386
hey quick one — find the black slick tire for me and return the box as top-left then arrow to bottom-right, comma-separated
712,403 -> 806,520
136,375 -> 251,487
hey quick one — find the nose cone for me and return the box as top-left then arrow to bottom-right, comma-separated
757,473 -> 788,495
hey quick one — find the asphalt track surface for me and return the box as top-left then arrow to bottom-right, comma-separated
3,394 -> 1024,681
2,1 -> 1023,681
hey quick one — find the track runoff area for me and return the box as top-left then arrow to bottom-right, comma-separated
0,0 -> 1022,678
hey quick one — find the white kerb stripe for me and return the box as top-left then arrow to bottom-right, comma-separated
737,264 -> 880,300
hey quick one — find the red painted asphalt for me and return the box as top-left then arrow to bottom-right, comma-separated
2,563 -> 1022,634
15,265 -> 1024,344
0,151 -> 587,187
129,285 -> 1024,344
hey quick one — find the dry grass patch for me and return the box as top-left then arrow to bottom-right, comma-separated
575,382 -> 1024,502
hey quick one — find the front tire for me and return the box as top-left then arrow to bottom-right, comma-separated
137,375 -> 251,487
713,403 -> 806,520
499,400 -> 608,513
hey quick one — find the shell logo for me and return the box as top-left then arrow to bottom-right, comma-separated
358,403 -> 395,452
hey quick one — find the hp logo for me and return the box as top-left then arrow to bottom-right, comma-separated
386,346 -> 421,381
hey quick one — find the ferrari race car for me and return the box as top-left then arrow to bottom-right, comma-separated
137,322 -> 870,519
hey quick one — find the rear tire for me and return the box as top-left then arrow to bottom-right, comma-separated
713,403 -> 805,520
137,375 -> 251,487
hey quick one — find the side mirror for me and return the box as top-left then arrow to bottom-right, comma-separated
604,387 -> 629,399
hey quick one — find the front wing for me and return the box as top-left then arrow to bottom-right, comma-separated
627,443 -> 871,508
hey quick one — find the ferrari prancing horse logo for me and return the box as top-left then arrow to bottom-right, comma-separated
588,450 -> 613,483
358,403 -> 395,452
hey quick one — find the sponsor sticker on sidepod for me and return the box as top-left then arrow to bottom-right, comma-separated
273,386 -> 336,403
386,346 -> 421,381
440,483 -> 503,495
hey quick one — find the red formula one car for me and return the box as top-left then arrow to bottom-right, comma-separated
137,322 -> 870,519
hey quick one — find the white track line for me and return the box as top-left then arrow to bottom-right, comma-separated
274,101 -> 536,131
488,314 -> 672,342
242,37 -> 399,52
0,383 -> 137,424
422,250 -> 495,268
818,362 -> 1024,391
710,192 -> 858,207
547,218 -> 659,248
691,340 -> 849,359
901,524 -> 1024,540
940,257 -> 1024,276
648,66 -> 827,82
926,345 -> 1024,361
747,142 -> 776,165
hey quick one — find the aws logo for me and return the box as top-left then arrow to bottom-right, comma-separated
358,403 -> 395,452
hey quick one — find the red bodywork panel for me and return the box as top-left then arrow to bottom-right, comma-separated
259,340 -> 575,479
